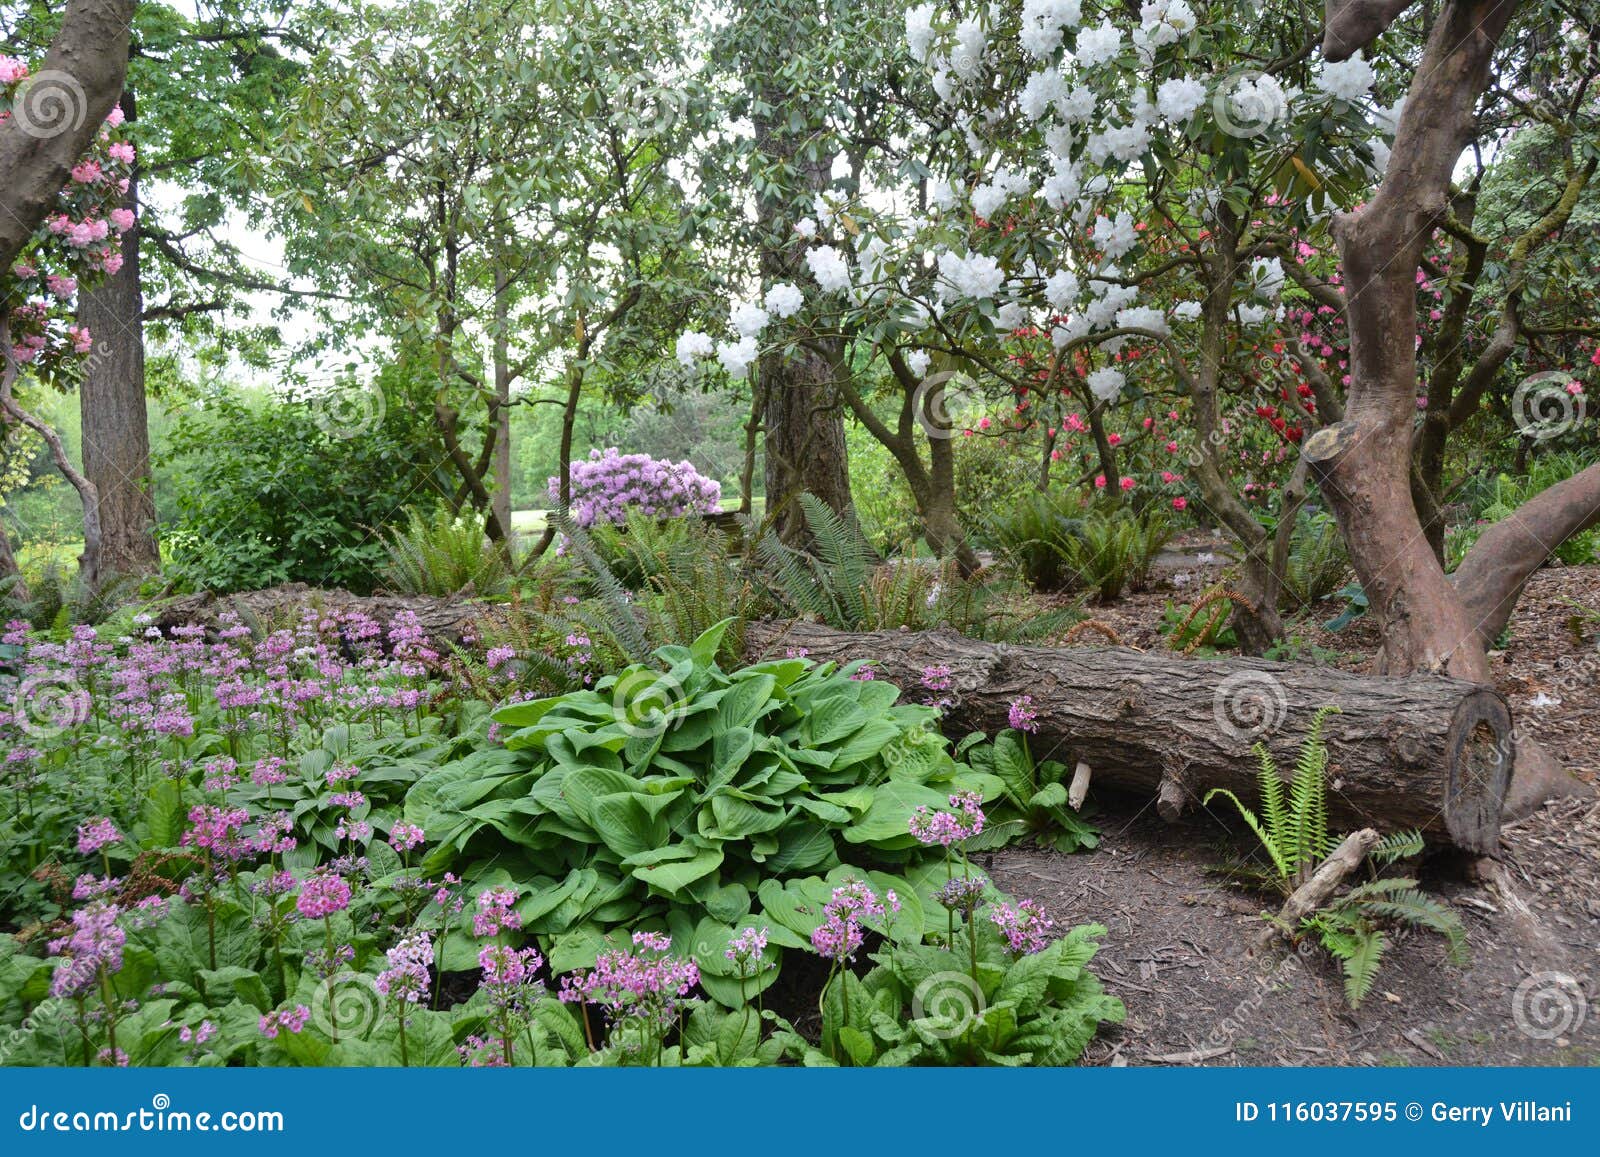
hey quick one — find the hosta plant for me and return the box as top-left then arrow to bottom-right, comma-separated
403,618 -> 1008,993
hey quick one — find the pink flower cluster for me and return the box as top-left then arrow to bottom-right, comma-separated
377,931 -> 434,1003
909,790 -> 986,847
553,448 -> 721,529
296,874 -> 352,920
472,887 -> 521,938
1007,695 -> 1038,733
559,931 -> 701,1028
47,901 -> 126,999
258,1005 -> 312,1039
809,879 -> 899,964
75,817 -> 121,855
388,822 -> 425,852
989,899 -> 1055,956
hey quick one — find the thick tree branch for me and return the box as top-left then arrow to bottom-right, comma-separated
1322,0 -> 1417,61
1452,463 -> 1600,647
0,0 -> 137,274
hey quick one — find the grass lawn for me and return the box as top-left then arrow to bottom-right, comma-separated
511,496 -> 763,536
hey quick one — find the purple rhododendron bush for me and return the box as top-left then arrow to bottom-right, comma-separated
0,609 -> 1118,1066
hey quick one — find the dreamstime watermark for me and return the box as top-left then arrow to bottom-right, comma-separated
11,671 -> 91,739
1511,971 -> 1588,1041
612,72 -> 688,137
1181,402 -> 1264,471
11,70 -> 88,139
1511,371 -> 1586,441
911,970 -> 986,1039
911,370 -> 985,440
1205,936 -> 1321,1049
610,667 -> 688,739
309,970 -> 385,1040
1211,670 -> 1288,742
0,996 -> 65,1065
1211,69 -> 1289,140
311,383 -> 386,440
16,1094 -> 284,1134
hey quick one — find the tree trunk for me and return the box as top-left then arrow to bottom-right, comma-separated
759,345 -> 852,542
78,132 -> 159,589
490,262 -> 513,540
1309,0 -> 1519,682
0,518 -> 29,603
0,0 -> 136,274
743,620 -> 1515,853
753,73 -> 851,544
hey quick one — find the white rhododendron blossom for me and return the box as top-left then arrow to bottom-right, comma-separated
906,4 -> 937,63
763,282 -> 804,319
1227,73 -> 1291,129
972,166 -> 1031,218
951,17 -> 988,82
717,336 -> 758,379
1051,314 -> 1091,348
1138,0 -> 1197,47
1156,76 -> 1206,122
729,300 -> 770,338
1020,0 -> 1083,59
1087,367 -> 1126,403
905,348 -> 932,377
1314,50 -> 1377,102
1020,67 -> 1066,120
793,216 -> 817,239
1115,306 -> 1170,337
1249,257 -> 1285,299
1074,20 -> 1124,68
1172,301 -> 1203,321
1236,302 -> 1270,326
675,331 -> 713,367
937,250 -> 1005,302
1092,211 -> 1138,259
1045,269 -> 1081,309
805,245 -> 852,293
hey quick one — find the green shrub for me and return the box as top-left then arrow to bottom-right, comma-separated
159,384 -> 445,594
1061,504 -> 1173,601
380,506 -> 513,598
984,491 -> 1083,591
1280,510 -> 1350,611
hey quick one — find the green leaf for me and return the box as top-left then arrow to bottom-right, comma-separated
631,846 -> 724,896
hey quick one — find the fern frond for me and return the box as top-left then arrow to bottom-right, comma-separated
1338,925 -> 1385,1008
1370,829 -> 1425,866
556,514 -> 651,661
1359,891 -> 1468,965
1250,742 -> 1291,876
1203,787 -> 1292,883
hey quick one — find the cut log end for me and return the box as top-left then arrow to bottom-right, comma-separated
1442,690 -> 1514,855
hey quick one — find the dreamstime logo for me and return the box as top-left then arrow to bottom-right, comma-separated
911,971 -> 985,1039
1212,70 -> 1289,140
12,70 -> 88,139
12,672 -> 91,738
613,72 -> 687,137
1212,670 -> 1288,742
611,667 -> 687,738
312,384 -> 386,440
911,370 -> 984,440
1511,371 -> 1585,441
309,971 -> 384,1040
1511,971 -> 1588,1041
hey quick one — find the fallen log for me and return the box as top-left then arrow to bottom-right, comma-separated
153,584 -> 503,648
743,621 -> 1515,854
